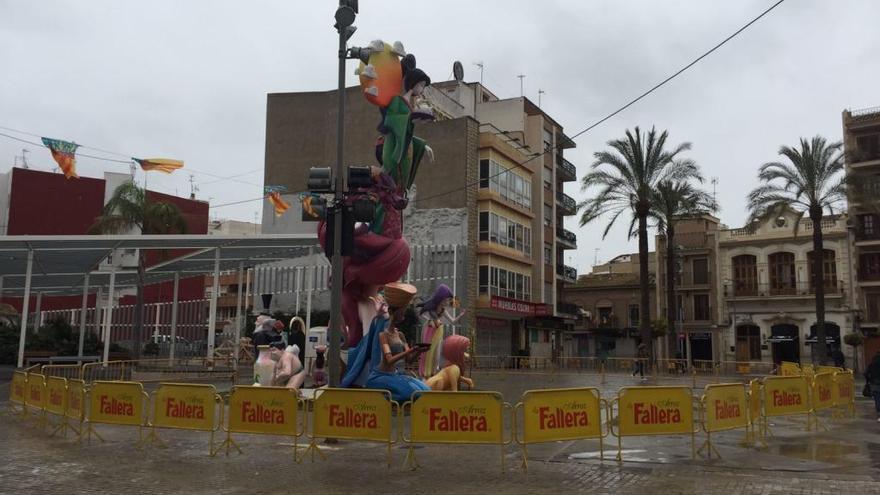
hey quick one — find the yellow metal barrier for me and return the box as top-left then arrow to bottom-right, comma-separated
305,388 -> 398,467
699,383 -> 749,458
762,375 -> 811,436
402,390 -> 511,471
514,387 -> 608,470
41,364 -> 83,380
832,370 -> 855,419
220,385 -> 304,460
748,379 -> 763,444
25,373 -> 48,429
147,383 -> 223,455
612,386 -> 697,461
9,371 -> 27,416
780,361 -> 801,376
66,379 -> 86,439
84,381 -> 149,445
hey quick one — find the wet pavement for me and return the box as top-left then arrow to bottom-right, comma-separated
2,370 -> 880,494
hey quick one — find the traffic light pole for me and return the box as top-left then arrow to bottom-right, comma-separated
328,24 -> 346,387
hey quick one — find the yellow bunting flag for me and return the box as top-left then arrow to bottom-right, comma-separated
268,191 -> 291,217
135,158 -> 184,174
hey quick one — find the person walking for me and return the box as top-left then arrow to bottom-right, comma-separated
831,347 -> 845,369
633,342 -> 648,381
865,351 -> 880,422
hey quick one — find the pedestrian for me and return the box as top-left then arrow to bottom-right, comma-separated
865,351 -> 880,422
633,342 -> 648,381
831,347 -> 845,369
289,316 -> 306,365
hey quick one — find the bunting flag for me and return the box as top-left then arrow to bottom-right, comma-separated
41,137 -> 79,179
267,191 -> 291,217
134,158 -> 184,174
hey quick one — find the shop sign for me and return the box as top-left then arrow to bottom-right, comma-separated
489,296 -> 548,316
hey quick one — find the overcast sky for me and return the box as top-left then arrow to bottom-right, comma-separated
1,0 -> 878,273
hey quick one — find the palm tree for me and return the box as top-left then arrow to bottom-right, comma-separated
651,180 -> 715,359
579,127 -> 700,356
747,136 -> 844,364
89,181 -> 188,359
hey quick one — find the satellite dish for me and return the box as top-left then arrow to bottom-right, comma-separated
453,61 -> 464,81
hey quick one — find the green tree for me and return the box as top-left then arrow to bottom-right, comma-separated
747,136 -> 844,364
651,180 -> 715,357
89,181 -> 188,359
579,127 -> 700,355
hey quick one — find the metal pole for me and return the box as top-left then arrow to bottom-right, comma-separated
451,245 -> 458,336
78,273 -> 90,361
170,272 -> 179,361
34,291 -> 42,330
16,250 -> 33,368
328,26 -> 346,387
306,266 -> 313,331
102,266 -> 116,365
207,248 -> 221,363
95,286 -> 103,340
244,268 -> 251,314
295,266 -> 302,316
234,262 -> 244,369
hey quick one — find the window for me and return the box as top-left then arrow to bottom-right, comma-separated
628,305 -> 639,328
867,292 -> 880,322
480,265 -> 531,300
598,306 -> 614,326
478,212 -> 489,241
544,206 -> 552,227
479,159 -> 490,188
543,167 -> 552,188
861,214 -> 877,239
856,133 -> 880,161
860,253 -> 880,281
692,258 -> 709,285
768,252 -> 796,295
544,245 -> 552,265
693,294 -> 710,321
732,255 -> 758,296
807,249 -> 837,291
736,325 -> 762,361
543,128 -> 553,151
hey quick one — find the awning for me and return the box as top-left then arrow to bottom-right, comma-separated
766,336 -> 797,343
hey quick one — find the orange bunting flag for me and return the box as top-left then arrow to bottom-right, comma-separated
268,191 -> 290,217
134,158 -> 184,174
41,137 -> 79,179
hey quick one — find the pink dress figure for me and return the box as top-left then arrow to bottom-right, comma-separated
416,284 -> 464,378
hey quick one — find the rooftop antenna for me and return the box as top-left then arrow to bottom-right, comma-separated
189,174 -> 199,200
710,177 -> 719,212
15,148 -> 30,169
253,211 -> 258,234
473,62 -> 484,85
538,89 -> 545,107
517,74 -> 525,97
594,248 -> 600,266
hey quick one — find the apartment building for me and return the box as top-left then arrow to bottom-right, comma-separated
844,106 -> 880,361
717,210 -> 853,365
655,215 -> 723,363
262,78 -> 578,358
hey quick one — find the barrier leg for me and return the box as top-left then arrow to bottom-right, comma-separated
218,431 -> 242,456
302,439 -> 326,463
520,444 -> 528,472
500,443 -> 505,473
386,441 -> 392,470
404,446 -> 420,470
84,423 -> 105,444
599,434 -> 604,462
691,430 -> 695,460
616,434 -> 622,462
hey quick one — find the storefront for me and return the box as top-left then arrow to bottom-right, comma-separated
475,296 -> 552,358
768,324 -> 800,364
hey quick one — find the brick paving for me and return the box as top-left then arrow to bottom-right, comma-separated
2,371 -> 880,494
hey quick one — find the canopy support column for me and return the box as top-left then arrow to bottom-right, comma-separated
16,250 -> 34,368
77,273 -> 90,362
207,248 -> 220,364
102,265 -> 116,365
234,262 -> 244,369
170,272 -> 179,361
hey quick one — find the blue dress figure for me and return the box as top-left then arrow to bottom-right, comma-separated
342,283 -> 429,402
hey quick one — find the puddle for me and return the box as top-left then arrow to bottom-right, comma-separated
771,440 -> 861,464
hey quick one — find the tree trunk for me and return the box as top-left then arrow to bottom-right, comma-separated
810,208 -> 828,365
666,224 -> 677,360
638,208 -> 652,358
133,251 -> 145,361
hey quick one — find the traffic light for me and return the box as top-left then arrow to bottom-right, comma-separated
347,165 -> 372,189
307,167 -> 333,193
323,205 -> 355,258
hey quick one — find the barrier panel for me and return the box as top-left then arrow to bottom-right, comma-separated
832,371 -> 855,418
748,379 -> 763,443
612,386 -> 696,461
700,383 -> 748,458
147,383 -> 222,455
403,391 -> 510,471
818,366 -> 842,374
221,385 -> 303,459
811,372 -> 835,412
515,387 -> 606,470
66,379 -> 86,437
780,361 -> 801,376
762,375 -> 811,435
85,381 -> 149,444
26,373 -> 47,428
306,388 -> 398,467
42,364 -> 83,380
10,371 -> 27,414
801,364 -> 815,379
45,376 -> 68,416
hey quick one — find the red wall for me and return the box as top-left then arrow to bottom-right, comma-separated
6,168 -> 106,235
2,168 -> 210,310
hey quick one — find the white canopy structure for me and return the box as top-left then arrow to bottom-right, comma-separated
0,234 -> 318,367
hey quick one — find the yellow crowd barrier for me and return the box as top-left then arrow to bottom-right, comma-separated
699,383 -> 749,458
833,370 -> 855,418
762,375 -> 811,437
780,361 -> 801,376
84,381 -> 149,445
612,386 -> 697,461
66,379 -> 86,438
25,373 -> 47,429
9,371 -> 27,415
41,364 -> 83,380
147,383 -> 223,455
748,379 -> 763,444
403,390 -> 511,471
306,388 -> 398,467
220,385 -> 304,459
514,387 -> 607,470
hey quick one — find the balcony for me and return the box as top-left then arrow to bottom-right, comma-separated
556,302 -> 581,317
556,155 -> 576,182
556,191 -> 576,215
556,264 -> 577,283
724,282 -> 842,298
556,228 -> 577,249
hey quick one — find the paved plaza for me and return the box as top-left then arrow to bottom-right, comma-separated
2,370 -> 880,494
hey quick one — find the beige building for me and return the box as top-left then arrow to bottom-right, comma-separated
717,211 -> 854,365
844,106 -> 880,363
262,78 -> 578,358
